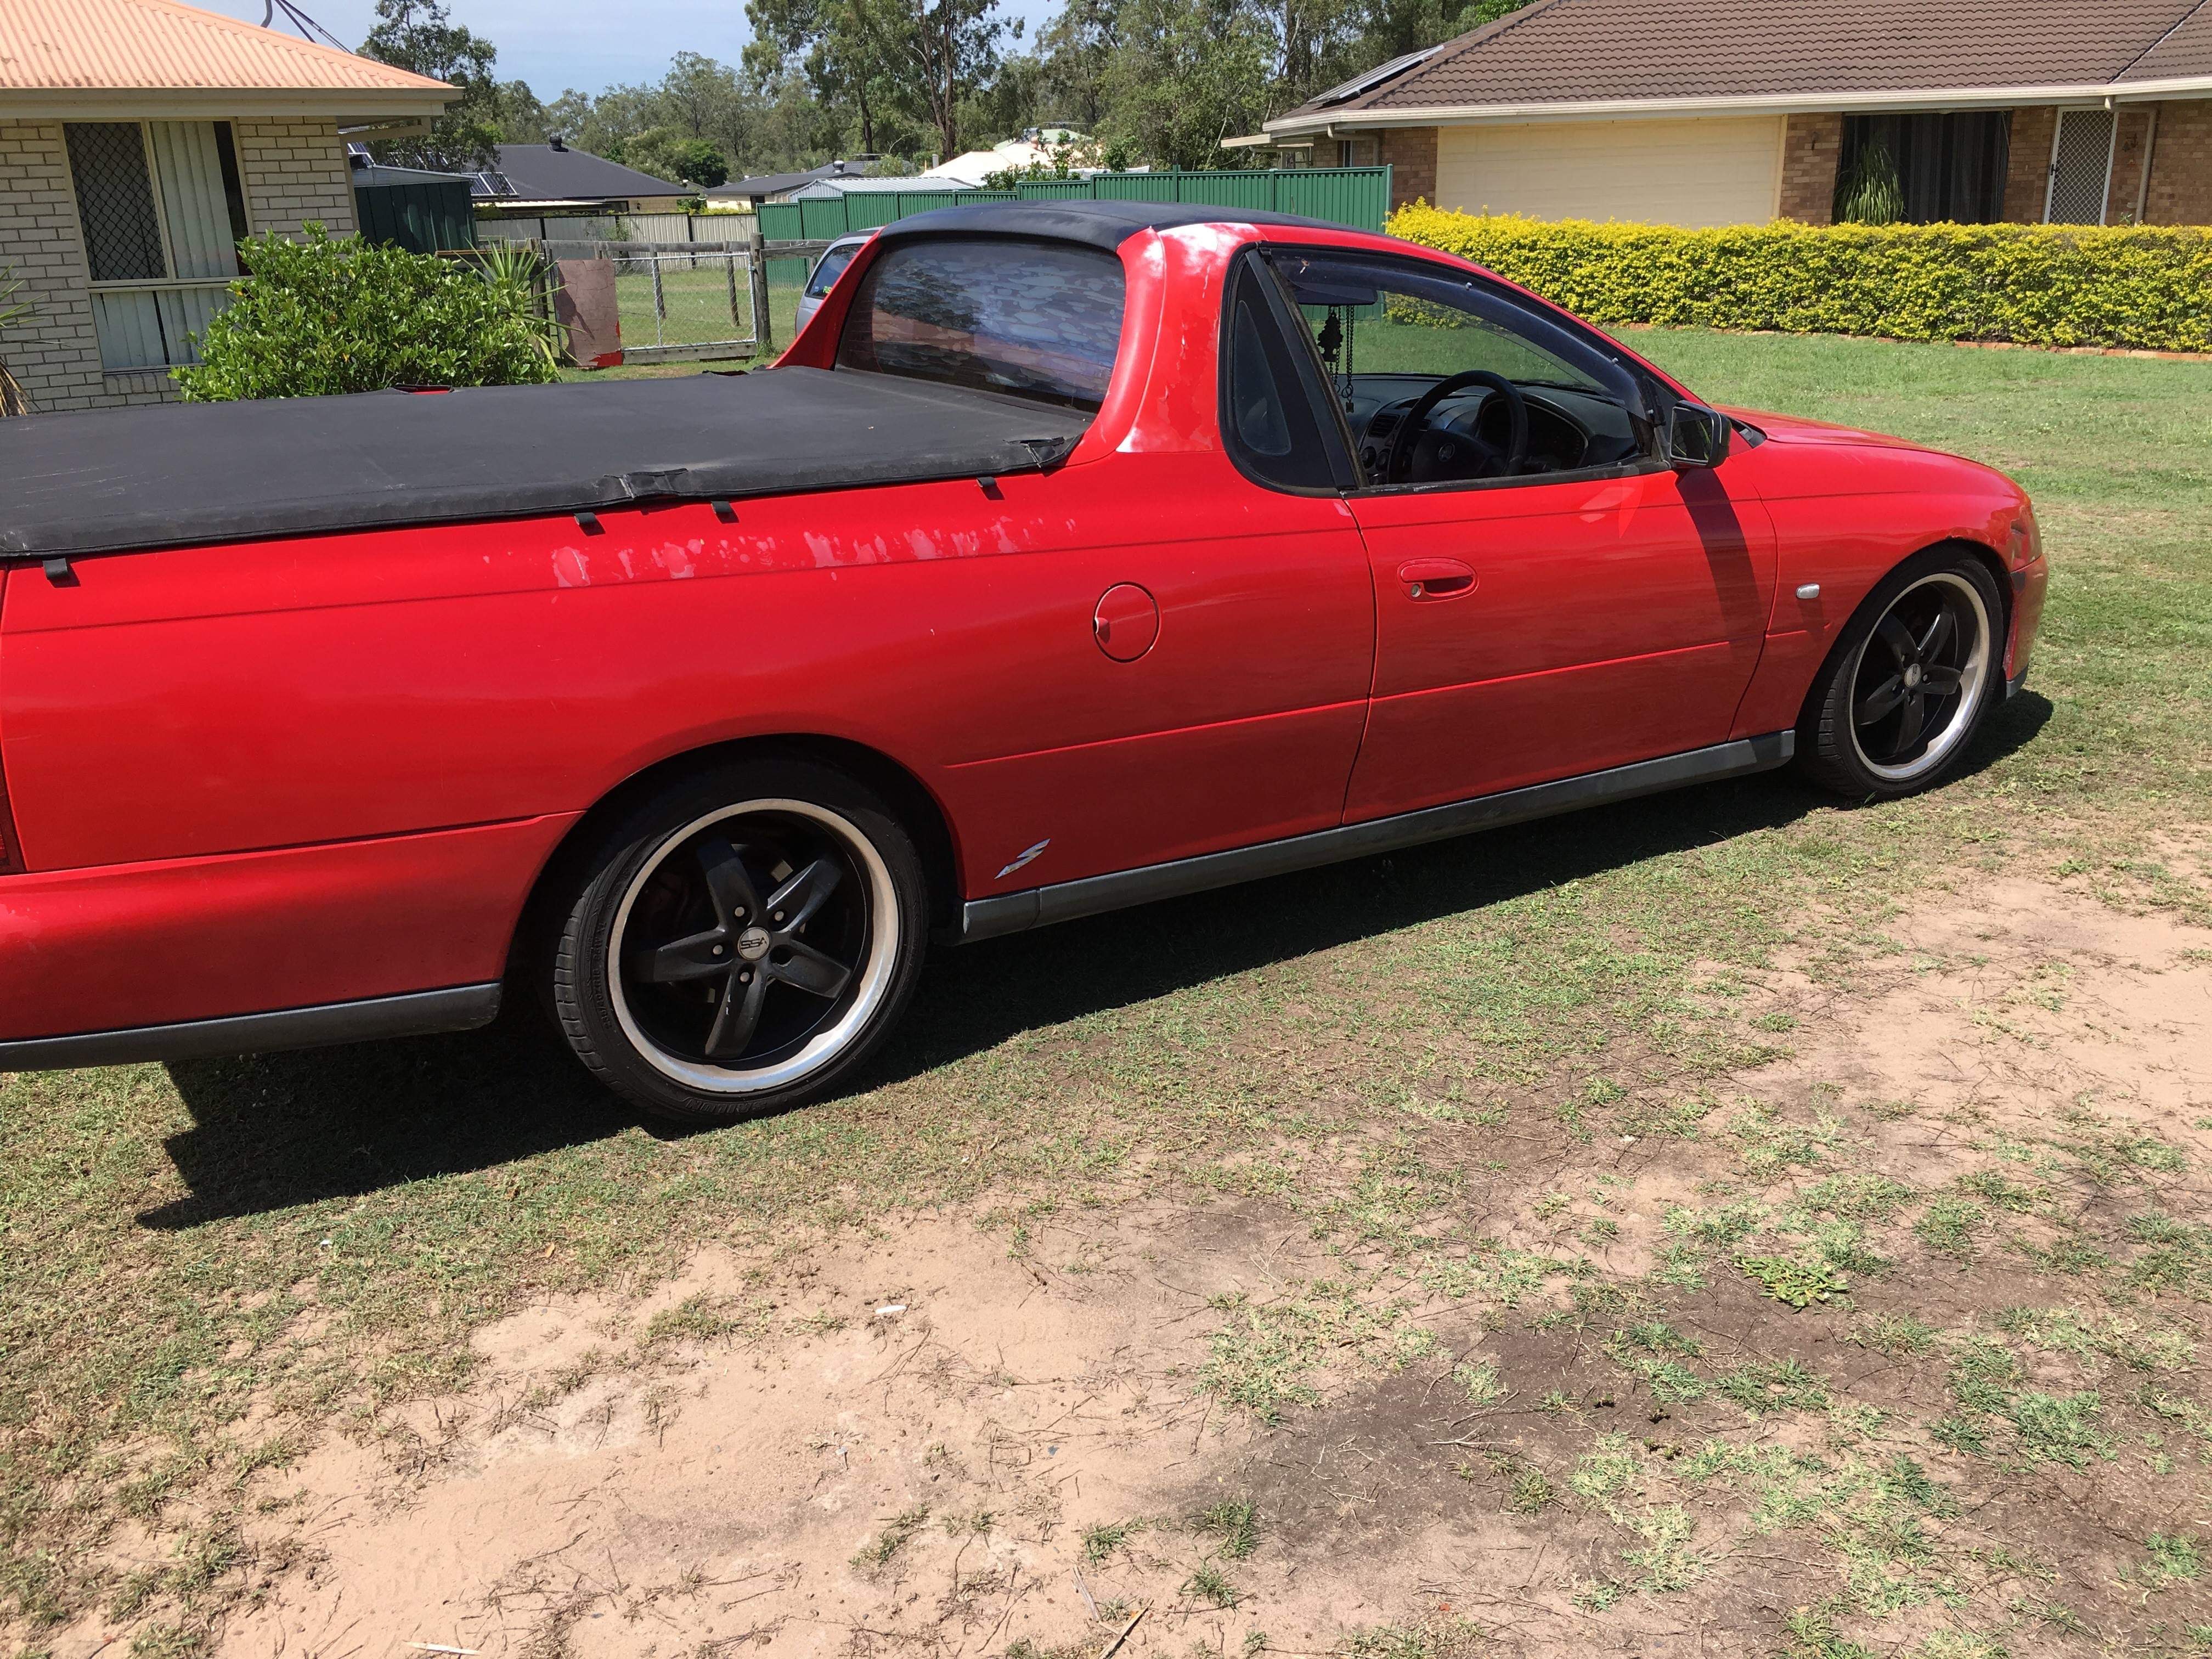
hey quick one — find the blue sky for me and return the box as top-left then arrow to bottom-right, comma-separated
196,0 -> 1062,101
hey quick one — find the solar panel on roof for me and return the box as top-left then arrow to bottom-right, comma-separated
1314,45 -> 1441,106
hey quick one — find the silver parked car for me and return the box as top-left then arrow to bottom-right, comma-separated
793,233 -> 871,334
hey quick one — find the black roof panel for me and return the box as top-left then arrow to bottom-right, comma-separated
873,197 -> 1345,251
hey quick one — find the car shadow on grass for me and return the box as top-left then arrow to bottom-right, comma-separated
145,692 -> 2052,1228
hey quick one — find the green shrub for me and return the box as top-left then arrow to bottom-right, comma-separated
176,224 -> 561,400
1385,205 -> 2212,352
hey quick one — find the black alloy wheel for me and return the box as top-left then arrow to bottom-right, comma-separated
1799,550 -> 2004,799
552,759 -> 929,1125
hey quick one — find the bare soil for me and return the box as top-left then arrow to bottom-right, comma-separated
33,878 -> 2212,1658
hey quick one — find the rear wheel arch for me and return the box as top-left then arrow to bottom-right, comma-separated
507,734 -> 963,988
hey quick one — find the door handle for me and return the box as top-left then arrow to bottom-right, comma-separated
1397,557 -> 1476,600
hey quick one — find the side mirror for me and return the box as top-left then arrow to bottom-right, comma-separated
1663,402 -> 1733,469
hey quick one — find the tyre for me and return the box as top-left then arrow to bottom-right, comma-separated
551,758 -> 929,1125
1797,547 -> 2005,799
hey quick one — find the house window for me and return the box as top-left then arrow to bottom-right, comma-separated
65,121 -> 250,372
1837,112 -> 2011,224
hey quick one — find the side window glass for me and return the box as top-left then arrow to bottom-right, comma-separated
1221,264 -> 1340,493
1268,249 -> 1651,488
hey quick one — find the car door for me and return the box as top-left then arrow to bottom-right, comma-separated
1257,244 -> 1776,822
815,230 -> 1378,901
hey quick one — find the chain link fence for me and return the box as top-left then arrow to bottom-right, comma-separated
544,240 -> 763,360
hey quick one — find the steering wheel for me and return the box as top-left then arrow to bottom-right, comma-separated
1385,370 -> 1529,484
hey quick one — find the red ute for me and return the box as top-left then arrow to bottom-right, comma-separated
0,201 -> 2049,1123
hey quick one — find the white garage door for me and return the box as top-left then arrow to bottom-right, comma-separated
1434,116 -> 1785,228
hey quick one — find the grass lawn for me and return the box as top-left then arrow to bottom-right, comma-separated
3,331 -> 2209,1651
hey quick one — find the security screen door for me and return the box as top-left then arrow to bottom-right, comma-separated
2046,108 -> 2116,225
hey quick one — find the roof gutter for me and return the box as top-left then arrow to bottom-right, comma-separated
1262,75 -> 2212,136
0,87 -> 457,120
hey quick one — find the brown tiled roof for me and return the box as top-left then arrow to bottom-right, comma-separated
1283,0 -> 2212,121
2125,3 -> 2212,80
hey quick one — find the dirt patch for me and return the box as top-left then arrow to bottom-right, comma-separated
35,879 -> 2212,1657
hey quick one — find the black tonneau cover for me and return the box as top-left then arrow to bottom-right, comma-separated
0,366 -> 1088,560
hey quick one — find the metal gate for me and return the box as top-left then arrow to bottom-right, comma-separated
544,239 -> 764,362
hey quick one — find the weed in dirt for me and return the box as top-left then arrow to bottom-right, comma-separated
1804,1173 -> 1915,1220
1197,1284 -> 1432,1423
1917,1197 -> 1991,1260
1193,1498 -> 1259,1560
1081,1519 -> 1142,1564
1781,1598 -> 1873,1659
639,1293 -> 758,1351
1715,1358 -> 1831,1414
1738,1252 -> 1851,1308
2135,1532 -> 2204,1588
1338,1616 -> 1487,1659
1451,1358 -> 1501,1404
1856,1311 -> 1940,1356
1183,1561 -> 1239,1607
1510,1468 -> 1554,1514
850,1505 -> 929,1573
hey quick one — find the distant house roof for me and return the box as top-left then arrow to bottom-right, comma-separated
787,173 -> 969,198
1265,0 -> 2212,136
0,0 -> 455,120
704,160 -> 872,202
474,142 -> 687,205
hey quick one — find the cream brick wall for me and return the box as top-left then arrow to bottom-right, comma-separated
0,114 -> 356,412
235,117 -> 358,237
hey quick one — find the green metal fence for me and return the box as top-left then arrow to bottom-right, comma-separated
756,167 -> 1392,242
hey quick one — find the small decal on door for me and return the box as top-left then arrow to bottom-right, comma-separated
997,839 -> 1051,879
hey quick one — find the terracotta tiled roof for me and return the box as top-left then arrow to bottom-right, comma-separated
1283,0 -> 2212,121
0,0 -> 451,94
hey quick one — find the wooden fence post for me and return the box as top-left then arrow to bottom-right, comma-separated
742,216 -> 772,353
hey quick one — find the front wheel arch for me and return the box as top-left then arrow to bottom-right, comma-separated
1793,540 -> 2011,798
1794,537 -> 2013,733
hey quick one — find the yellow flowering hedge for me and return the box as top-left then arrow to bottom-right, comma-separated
1385,204 -> 2212,353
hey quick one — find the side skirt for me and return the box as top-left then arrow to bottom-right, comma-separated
0,983 -> 504,1072
954,732 -> 1796,944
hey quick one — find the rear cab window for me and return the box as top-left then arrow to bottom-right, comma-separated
835,238 -> 1126,412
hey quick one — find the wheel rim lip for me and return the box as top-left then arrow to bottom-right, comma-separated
1847,572 -> 1993,785
607,797 -> 900,1096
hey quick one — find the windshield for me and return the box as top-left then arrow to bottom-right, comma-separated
804,242 -> 860,299
835,238 -> 1126,412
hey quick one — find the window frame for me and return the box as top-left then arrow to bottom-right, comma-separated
832,232 -> 1130,415
1216,250 -> 1361,496
1251,242 -> 1676,500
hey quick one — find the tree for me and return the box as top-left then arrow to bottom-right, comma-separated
358,0 -> 503,172
492,79 -> 549,143
618,127 -> 732,187
1098,0 -> 1271,170
751,0 -> 1011,160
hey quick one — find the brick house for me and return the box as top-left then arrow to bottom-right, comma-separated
1238,0 -> 2212,232
0,0 -> 454,411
